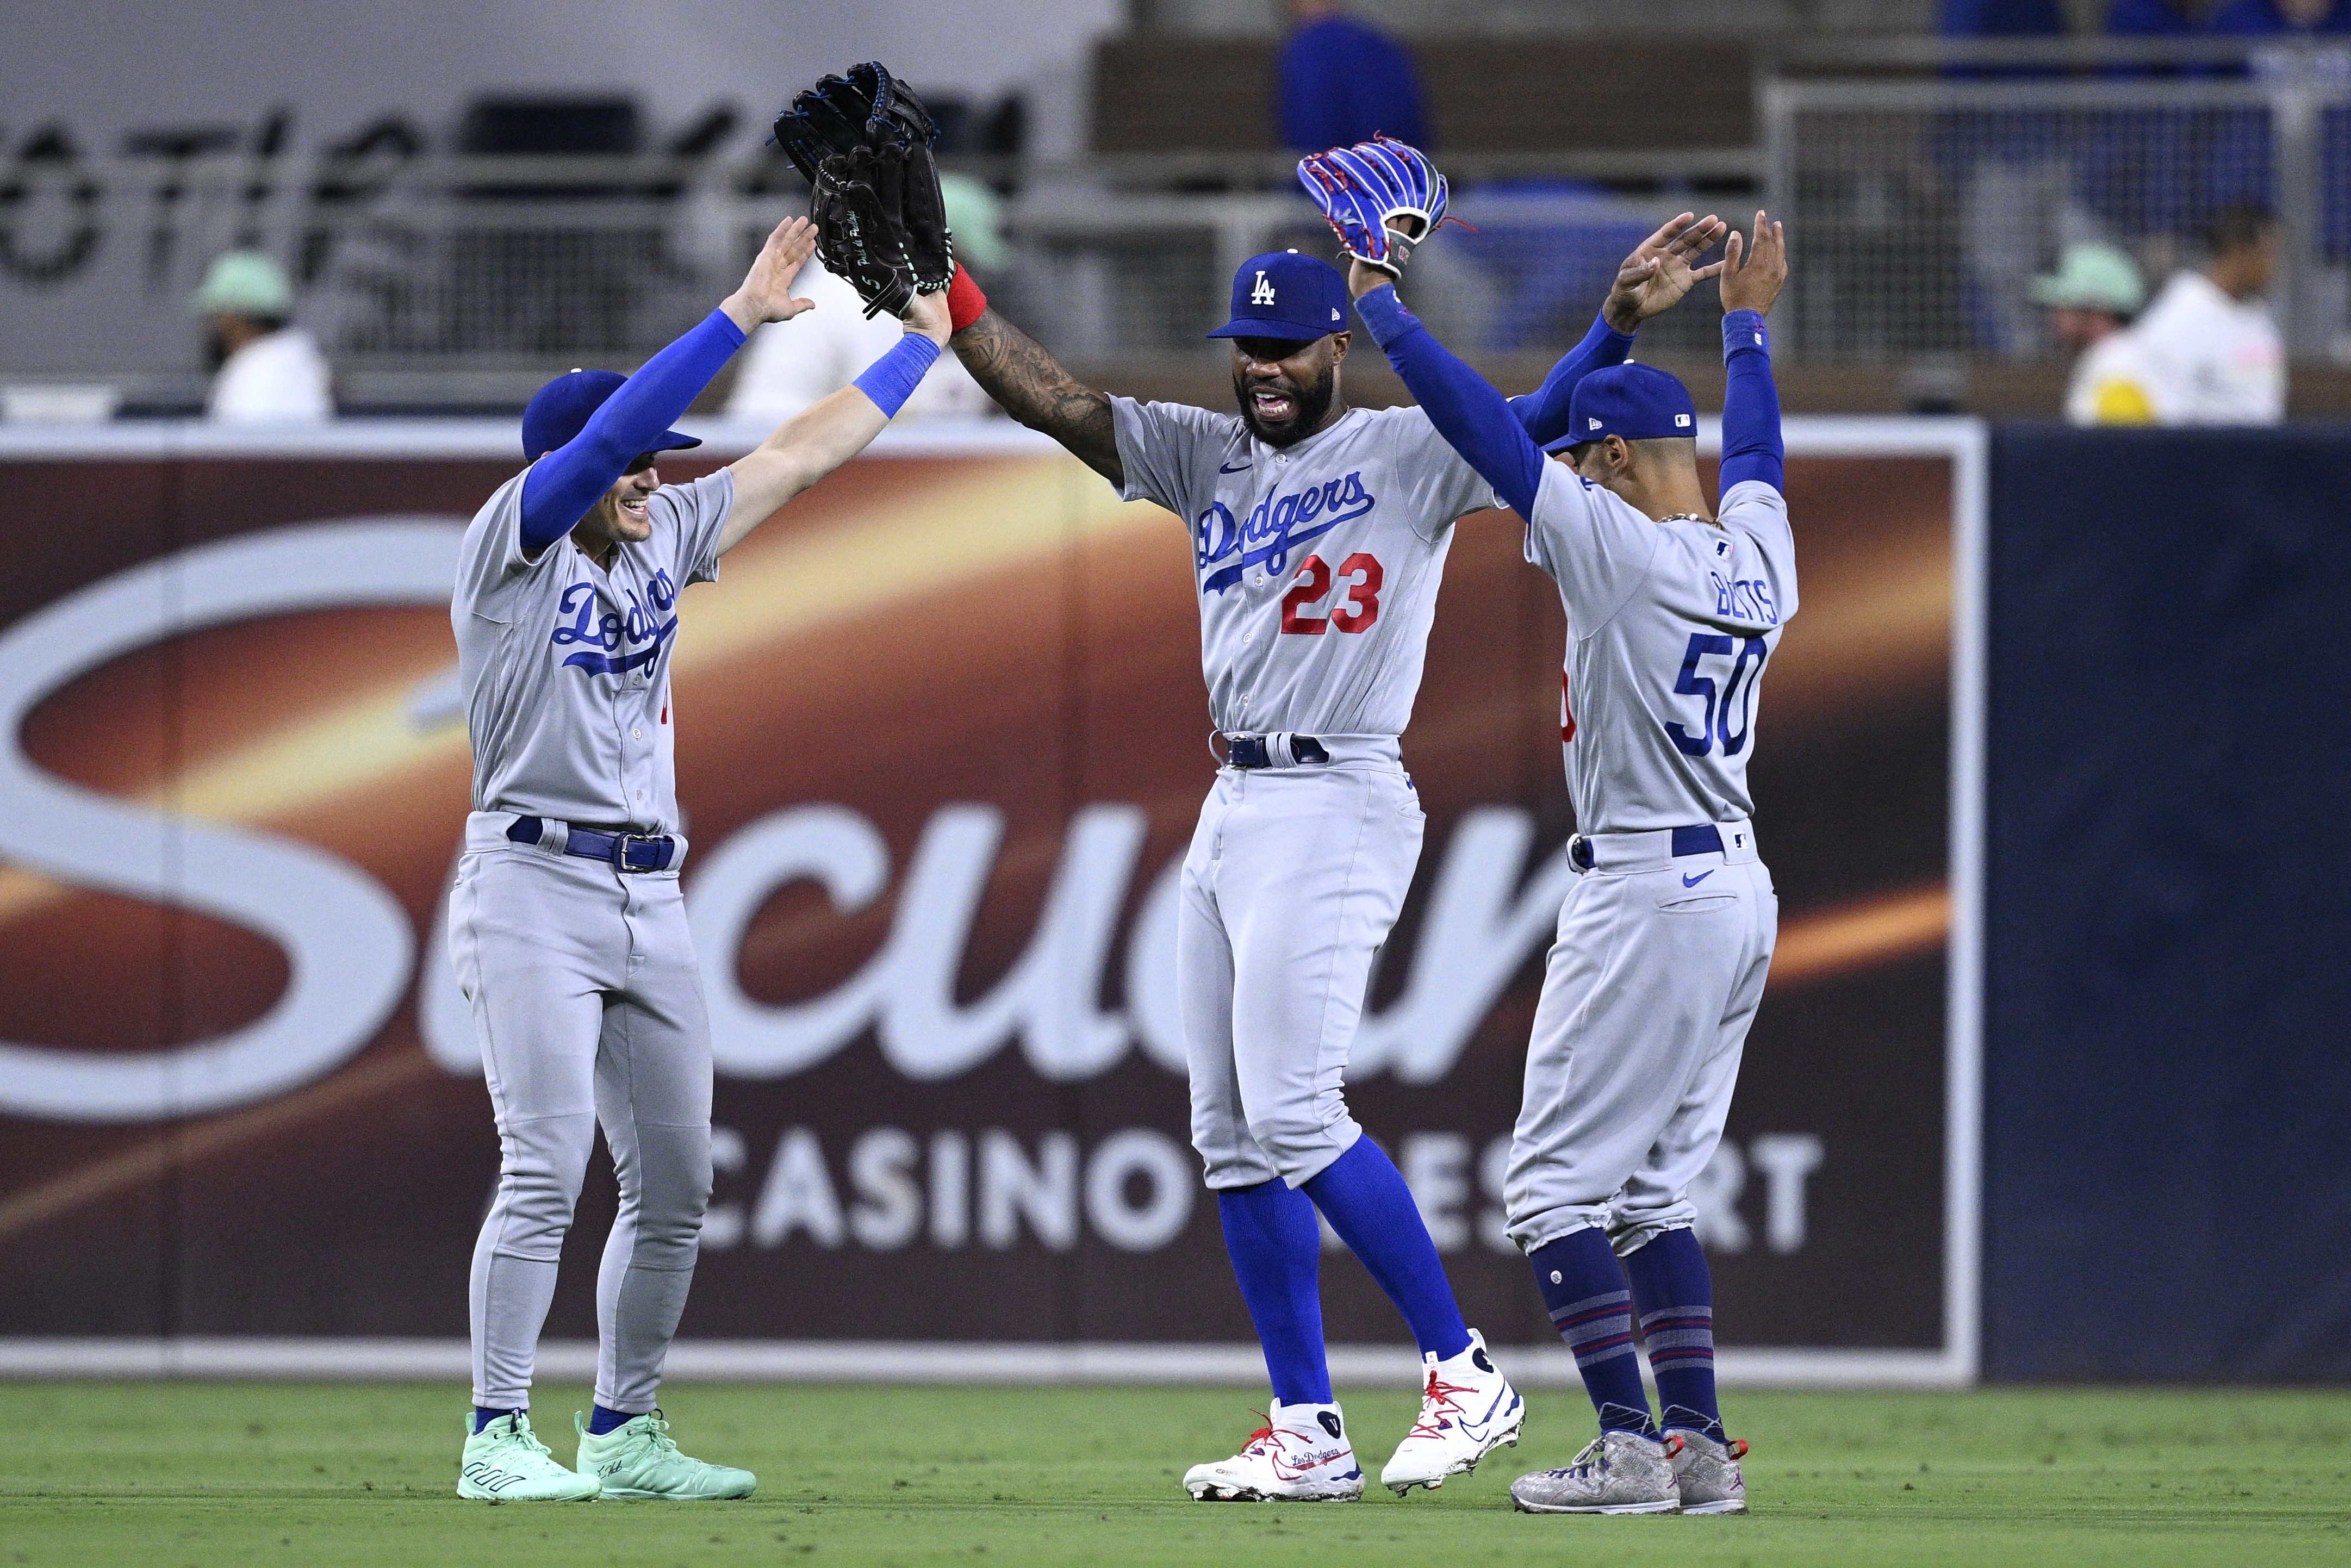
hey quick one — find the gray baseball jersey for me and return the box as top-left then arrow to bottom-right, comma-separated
1525,468 -> 1798,834
1112,399 -> 1501,738
452,467 -> 735,832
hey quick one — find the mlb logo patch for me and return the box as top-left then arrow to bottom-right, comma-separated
1675,413 -> 1692,427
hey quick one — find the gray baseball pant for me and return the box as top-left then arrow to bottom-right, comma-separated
449,813 -> 713,1414
1178,741 -> 1422,1189
1504,823 -> 1777,1257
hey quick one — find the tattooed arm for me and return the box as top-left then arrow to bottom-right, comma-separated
951,308 -> 1124,488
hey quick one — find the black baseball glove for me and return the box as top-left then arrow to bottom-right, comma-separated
774,61 -> 954,318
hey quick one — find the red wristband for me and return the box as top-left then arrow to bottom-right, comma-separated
947,263 -> 988,334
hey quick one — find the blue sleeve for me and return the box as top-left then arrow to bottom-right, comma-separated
1720,310 -> 1784,494
519,307 -> 748,552
1355,285 -> 1545,519
1508,313 -> 1637,446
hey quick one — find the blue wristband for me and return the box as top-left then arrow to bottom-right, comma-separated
1723,309 -> 1770,361
1352,284 -> 1420,351
852,333 -> 943,418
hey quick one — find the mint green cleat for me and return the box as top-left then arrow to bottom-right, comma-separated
458,1411 -> 602,1501
574,1410 -> 756,1500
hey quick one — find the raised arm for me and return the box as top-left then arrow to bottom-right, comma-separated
1510,212 -> 1726,446
718,290 -> 951,550
1716,212 -> 1788,493
1348,262 -> 1547,519
520,217 -> 817,553
949,298 -> 1123,488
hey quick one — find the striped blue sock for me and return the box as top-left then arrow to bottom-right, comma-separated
1624,1226 -> 1724,1440
1528,1229 -> 1655,1434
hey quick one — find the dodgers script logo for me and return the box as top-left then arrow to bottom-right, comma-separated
1193,471 -> 1375,594
551,569 -> 679,676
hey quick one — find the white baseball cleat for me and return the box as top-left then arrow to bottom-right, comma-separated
1183,1402 -> 1365,1502
457,1410 -> 602,1501
1378,1328 -> 1526,1495
1510,1429 -> 1682,1514
1665,1425 -> 1747,1514
572,1410 -> 756,1500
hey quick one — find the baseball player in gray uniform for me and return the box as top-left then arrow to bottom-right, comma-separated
451,215 -> 952,1502
1350,215 -> 1791,1516
943,201 -> 1728,1497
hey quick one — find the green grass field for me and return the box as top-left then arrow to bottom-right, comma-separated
1,1382 -> 2346,1567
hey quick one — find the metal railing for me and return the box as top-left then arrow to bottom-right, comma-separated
0,149 -> 1736,407
6,41 -> 2349,407
1762,55 -> 2351,362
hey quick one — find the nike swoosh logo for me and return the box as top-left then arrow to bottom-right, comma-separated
1219,461 -> 1252,473
1682,870 -> 1714,887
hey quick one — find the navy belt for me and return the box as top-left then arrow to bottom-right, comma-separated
1223,733 -> 1330,769
506,815 -> 676,873
1568,823 -> 1723,872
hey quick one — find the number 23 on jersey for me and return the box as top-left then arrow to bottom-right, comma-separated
1280,553 -> 1382,635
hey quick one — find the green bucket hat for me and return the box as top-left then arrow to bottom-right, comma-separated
190,250 -> 295,318
2029,243 -> 2145,315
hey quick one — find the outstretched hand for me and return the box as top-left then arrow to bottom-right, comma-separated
722,216 -> 820,331
1719,211 -> 1787,318
1602,213 -> 1728,334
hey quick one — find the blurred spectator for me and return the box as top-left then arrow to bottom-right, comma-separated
2128,203 -> 2286,422
2212,0 -> 2351,34
2032,243 -> 2156,422
1941,0 -> 2069,34
190,250 -> 333,424
1941,0 -> 2069,74
2104,0 -> 2211,74
2107,0 -> 2207,36
725,256 -> 989,423
1277,1 -> 1427,153
728,176 -> 1005,424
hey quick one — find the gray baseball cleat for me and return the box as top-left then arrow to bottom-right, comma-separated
1509,1429 -> 1682,1515
1665,1427 -> 1747,1514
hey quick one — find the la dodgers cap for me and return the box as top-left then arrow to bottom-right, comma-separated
1206,251 -> 1348,344
1544,362 -> 1699,452
521,369 -> 703,462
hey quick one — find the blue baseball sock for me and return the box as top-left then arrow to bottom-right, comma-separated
1302,1137 -> 1472,1361
587,1404 -> 637,1436
1217,1181 -> 1333,1406
1528,1229 -> 1655,1434
1623,1226 -> 1724,1440
472,1405 -> 522,1434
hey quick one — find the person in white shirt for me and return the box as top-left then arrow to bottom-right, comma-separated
190,251 -> 335,424
2031,243 -> 2157,425
726,178 -> 1005,424
2128,204 -> 2287,425
724,254 -> 990,422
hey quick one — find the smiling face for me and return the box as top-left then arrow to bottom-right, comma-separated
572,455 -> 661,557
1229,332 -> 1346,449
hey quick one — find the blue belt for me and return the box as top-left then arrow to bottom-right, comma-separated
1568,823 -> 1722,872
506,815 -> 676,872
1223,733 -> 1330,769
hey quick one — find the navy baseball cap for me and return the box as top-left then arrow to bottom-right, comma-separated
1206,251 -> 1348,344
1544,363 -> 1699,452
521,369 -> 702,462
